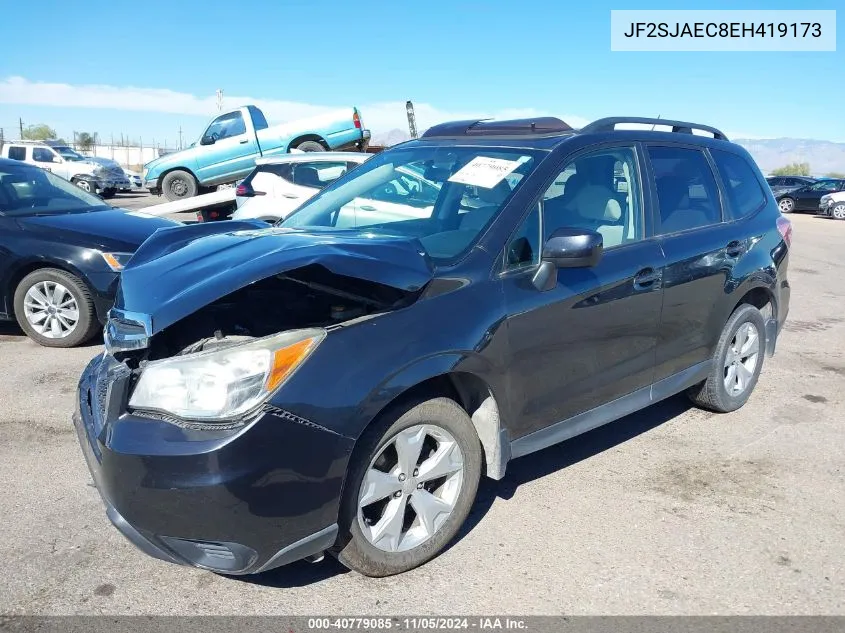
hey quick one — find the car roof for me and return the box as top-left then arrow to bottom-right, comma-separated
255,152 -> 371,166
0,157 -> 40,169
412,115 -> 739,152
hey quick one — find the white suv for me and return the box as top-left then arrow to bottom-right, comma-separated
231,151 -> 445,225
0,140 -> 128,198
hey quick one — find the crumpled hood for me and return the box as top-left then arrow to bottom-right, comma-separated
116,221 -> 435,334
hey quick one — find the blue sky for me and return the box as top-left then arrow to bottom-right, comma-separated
0,0 -> 841,147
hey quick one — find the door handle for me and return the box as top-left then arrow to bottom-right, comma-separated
633,268 -> 660,290
239,138 -> 249,144
359,205 -> 377,212
282,194 -> 299,199
725,240 -> 745,257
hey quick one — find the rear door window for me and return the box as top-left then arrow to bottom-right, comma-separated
710,149 -> 766,219
32,147 -> 55,163
291,161 -> 349,188
7,147 -> 26,161
647,146 -> 722,234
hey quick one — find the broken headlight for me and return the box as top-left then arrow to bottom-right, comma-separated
128,328 -> 325,421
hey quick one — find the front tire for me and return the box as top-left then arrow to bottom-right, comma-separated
13,269 -> 99,348
687,304 -> 766,413
778,197 -> 795,213
161,169 -> 198,201
72,178 -> 93,193
831,202 -> 845,220
295,140 -> 325,152
333,397 -> 482,577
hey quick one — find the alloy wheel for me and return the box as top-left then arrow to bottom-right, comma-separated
23,281 -> 80,339
778,198 -> 794,213
75,180 -> 92,193
832,204 -> 845,220
723,322 -> 760,396
357,424 -> 464,553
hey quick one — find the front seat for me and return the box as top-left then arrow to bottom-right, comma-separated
545,157 -> 623,246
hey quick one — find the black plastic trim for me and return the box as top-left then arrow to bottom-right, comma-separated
510,361 -> 712,459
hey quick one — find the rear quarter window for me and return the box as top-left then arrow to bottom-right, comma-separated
7,147 -> 26,161
710,149 -> 766,219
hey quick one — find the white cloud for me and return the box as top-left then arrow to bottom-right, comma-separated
0,76 -> 589,134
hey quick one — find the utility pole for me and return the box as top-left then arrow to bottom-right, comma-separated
19,118 -> 24,139
406,101 -> 418,139
216,89 -> 224,112
178,126 -> 183,150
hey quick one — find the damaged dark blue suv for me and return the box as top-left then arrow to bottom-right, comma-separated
73,116 -> 791,577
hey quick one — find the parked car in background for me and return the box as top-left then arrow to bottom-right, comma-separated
0,158 -> 178,347
232,152 -> 370,222
765,175 -> 815,198
75,116 -> 790,579
776,177 -> 845,213
818,190 -> 845,220
0,140 -> 127,198
143,105 -> 371,202
83,157 -> 132,192
123,168 -> 143,190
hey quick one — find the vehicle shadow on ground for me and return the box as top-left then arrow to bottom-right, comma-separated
0,321 -> 104,347
240,394 -> 692,589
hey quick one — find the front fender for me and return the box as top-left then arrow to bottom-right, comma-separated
356,351 -> 497,435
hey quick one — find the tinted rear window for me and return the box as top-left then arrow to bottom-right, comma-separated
711,149 -> 766,219
7,147 -> 26,161
648,146 -> 722,234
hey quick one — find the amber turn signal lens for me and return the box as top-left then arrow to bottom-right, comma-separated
266,337 -> 320,392
101,253 -> 124,270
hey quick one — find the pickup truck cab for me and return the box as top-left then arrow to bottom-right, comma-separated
144,105 -> 371,201
0,140 -> 128,198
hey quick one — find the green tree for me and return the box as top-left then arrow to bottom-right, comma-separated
21,123 -> 57,141
824,171 -> 845,178
76,132 -> 98,151
770,162 -> 811,176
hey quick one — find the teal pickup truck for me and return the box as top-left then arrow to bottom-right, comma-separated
144,105 -> 370,201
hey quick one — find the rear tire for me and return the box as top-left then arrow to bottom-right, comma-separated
161,169 -> 198,201
102,188 -> 116,199
778,197 -> 795,213
13,269 -> 99,348
295,140 -> 325,152
332,397 -> 481,577
687,304 -> 766,413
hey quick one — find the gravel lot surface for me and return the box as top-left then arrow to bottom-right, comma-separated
0,211 -> 842,615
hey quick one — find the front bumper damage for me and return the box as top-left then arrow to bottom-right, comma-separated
73,352 -> 352,574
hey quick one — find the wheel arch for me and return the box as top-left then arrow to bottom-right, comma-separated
156,166 -> 199,189
357,365 -> 508,481
287,134 -> 329,152
4,259 -> 89,318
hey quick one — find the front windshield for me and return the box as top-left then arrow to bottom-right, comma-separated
280,146 -> 540,263
54,146 -> 85,161
0,163 -> 110,217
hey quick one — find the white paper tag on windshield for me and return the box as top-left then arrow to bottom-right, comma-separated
448,156 -> 522,189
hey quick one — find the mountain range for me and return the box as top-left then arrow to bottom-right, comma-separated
370,130 -> 845,176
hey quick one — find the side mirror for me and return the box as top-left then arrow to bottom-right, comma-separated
200,135 -> 215,146
542,227 -> 603,268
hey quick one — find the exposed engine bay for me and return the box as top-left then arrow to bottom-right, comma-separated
140,264 -> 419,363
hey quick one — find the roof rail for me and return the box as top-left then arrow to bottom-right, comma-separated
422,117 -> 573,138
579,117 -> 728,141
